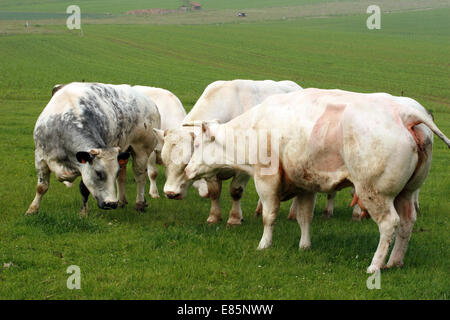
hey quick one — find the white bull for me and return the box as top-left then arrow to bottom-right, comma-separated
154,79 -> 302,226
185,88 -> 449,273
133,85 -> 186,199
287,95 -> 435,221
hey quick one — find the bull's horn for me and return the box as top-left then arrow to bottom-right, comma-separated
182,119 -> 220,127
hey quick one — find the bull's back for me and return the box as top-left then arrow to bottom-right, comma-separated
34,82 -> 159,155
184,79 -> 301,123
245,89 -> 420,192
133,85 -> 185,130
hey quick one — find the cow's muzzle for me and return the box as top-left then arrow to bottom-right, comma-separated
100,201 -> 119,210
165,192 -> 182,200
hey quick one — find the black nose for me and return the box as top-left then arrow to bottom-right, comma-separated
166,192 -> 181,200
100,201 -> 118,210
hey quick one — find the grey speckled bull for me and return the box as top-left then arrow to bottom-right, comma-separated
26,82 -> 161,216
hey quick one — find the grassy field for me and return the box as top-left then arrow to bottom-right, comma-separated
0,1 -> 448,299
0,0 -> 352,13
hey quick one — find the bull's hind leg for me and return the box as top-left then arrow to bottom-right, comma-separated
386,190 -> 417,269
206,178 -> 222,224
357,191 -> 400,273
147,151 -> 160,199
25,157 -> 50,215
227,174 -> 250,226
295,191 -> 317,249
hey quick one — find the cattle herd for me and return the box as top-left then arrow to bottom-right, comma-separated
26,80 -> 449,274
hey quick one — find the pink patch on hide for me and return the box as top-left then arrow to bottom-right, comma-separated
309,104 -> 346,172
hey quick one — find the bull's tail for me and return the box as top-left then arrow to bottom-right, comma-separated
400,106 -> 450,148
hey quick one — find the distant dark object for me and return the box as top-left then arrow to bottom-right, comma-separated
52,84 -> 65,96
191,1 -> 202,10
237,12 -> 247,17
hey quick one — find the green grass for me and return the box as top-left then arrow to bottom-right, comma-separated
0,6 -> 449,299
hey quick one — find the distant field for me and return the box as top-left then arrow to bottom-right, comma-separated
0,3 -> 448,299
0,0 -> 348,13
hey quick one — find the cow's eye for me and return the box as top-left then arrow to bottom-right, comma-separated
96,170 -> 105,180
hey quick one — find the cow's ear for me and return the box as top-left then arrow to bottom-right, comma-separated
118,152 -> 130,167
90,148 -> 101,155
76,151 -> 93,164
153,128 -> 166,144
201,123 -> 215,141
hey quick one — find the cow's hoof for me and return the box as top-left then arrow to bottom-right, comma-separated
366,265 -> 381,274
352,214 -> 361,222
322,209 -> 333,219
299,243 -> 311,250
207,216 -> 222,224
226,217 -> 243,227
385,261 -> 403,269
25,208 -> 38,216
257,241 -> 271,250
135,202 -> 148,212
79,208 -> 88,217
149,191 -> 160,199
287,212 -> 296,221
118,199 -> 128,208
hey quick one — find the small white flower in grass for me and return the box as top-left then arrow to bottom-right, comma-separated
3,262 -> 13,268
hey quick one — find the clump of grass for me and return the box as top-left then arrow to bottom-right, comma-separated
20,211 -> 105,235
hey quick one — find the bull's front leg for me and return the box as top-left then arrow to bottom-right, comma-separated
254,175 -> 280,250
254,199 -> 263,217
25,158 -> 50,215
206,178 -> 222,224
132,150 -> 150,212
116,163 -> 128,208
79,180 -> 90,217
147,151 -> 160,199
227,173 -> 250,226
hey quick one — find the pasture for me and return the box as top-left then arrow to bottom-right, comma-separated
0,0 -> 448,299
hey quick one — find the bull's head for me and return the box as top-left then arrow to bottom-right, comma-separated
154,128 -> 195,200
185,122 -> 221,181
76,147 -> 130,209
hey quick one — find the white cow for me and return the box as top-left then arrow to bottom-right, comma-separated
133,85 -> 186,198
154,79 -> 302,226
287,95 -> 435,222
185,88 -> 449,273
